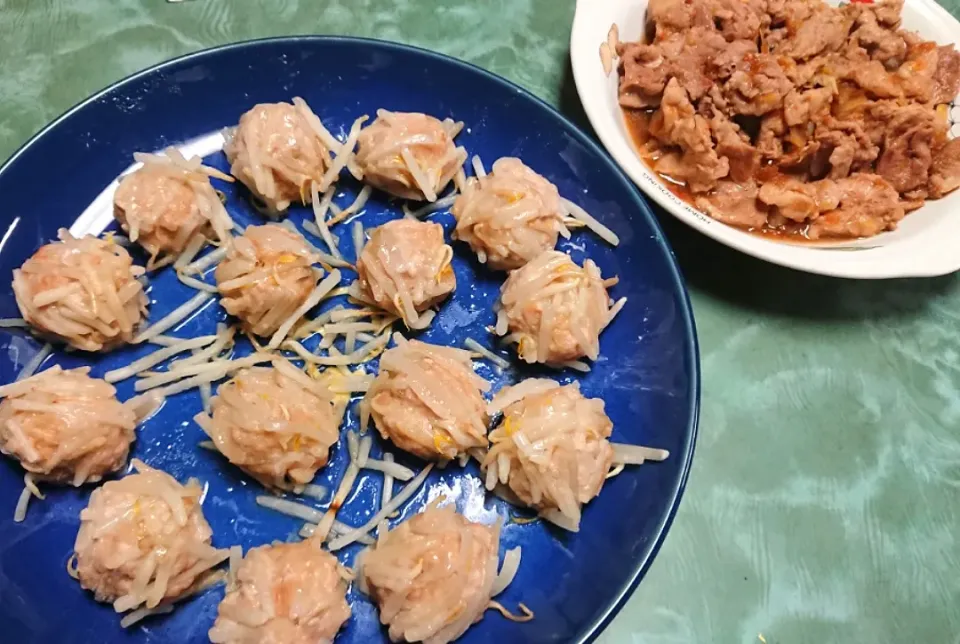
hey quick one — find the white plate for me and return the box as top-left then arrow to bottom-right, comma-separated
570,0 -> 960,278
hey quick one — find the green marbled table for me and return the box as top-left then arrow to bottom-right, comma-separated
1,1 -> 958,642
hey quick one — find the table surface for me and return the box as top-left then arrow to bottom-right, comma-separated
1,1 -> 958,642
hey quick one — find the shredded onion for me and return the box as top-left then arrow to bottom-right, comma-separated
266,269 -> 341,349
362,457 -> 415,481
133,291 -> 213,344
610,442 -> 670,464
0,318 -> 28,328
16,343 -> 52,382
490,547 -> 522,596
464,337 -> 510,370
560,198 -> 619,246
105,334 -> 217,383
326,463 -> 434,551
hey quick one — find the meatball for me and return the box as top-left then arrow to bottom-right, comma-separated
73,460 -> 227,613
484,379 -> 614,532
495,250 -> 615,365
12,230 -> 149,352
0,366 -> 136,486
452,157 -> 566,270
360,503 -> 500,644
356,219 -> 455,330
216,224 -> 319,337
354,110 -> 466,202
360,336 -> 489,462
194,363 -> 343,490
225,99 -> 335,213
113,150 -> 234,268
209,540 -> 351,644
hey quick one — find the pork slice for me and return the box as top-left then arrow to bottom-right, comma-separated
708,0 -> 768,42
896,41 -> 938,103
875,106 -> 943,193
816,121 -> 881,178
849,60 -> 902,98
871,0 -> 904,28
710,113 -> 761,182
758,177 -> 840,222
650,79 -> 730,192
695,180 -> 769,228
670,30 -> 724,102
850,10 -> 907,69
808,173 -> 904,238
769,0 -> 820,29
928,137 -> 960,198
619,43 -> 669,108
932,44 -> 960,104
724,54 -> 795,116
778,142 -> 830,178
784,88 -> 834,127
758,111 -> 786,159
781,5 -> 853,61
647,0 -> 712,37
708,39 -> 759,81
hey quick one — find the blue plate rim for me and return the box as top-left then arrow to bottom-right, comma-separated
0,35 -> 701,643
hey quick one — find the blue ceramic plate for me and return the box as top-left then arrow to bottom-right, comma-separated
0,37 -> 699,644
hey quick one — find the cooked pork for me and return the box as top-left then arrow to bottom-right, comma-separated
619,0 -> 960,239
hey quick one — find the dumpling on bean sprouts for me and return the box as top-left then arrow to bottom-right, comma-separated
360,335 -> 489,462
225,98 -> 348,214
209,540 -> 351,644
193,362 -> 345,490
494,250 -> 623,366
452,158 -> 568,270
0,366 -> 137,487
354,110 -> 466,202
354,219 -> 455,330
483,379 -> 613,532
359,502 -> 501,644
71,460 -> 228,618
12,230 -> 149,352
215,224 -> 320,337
114,148 -> 235,269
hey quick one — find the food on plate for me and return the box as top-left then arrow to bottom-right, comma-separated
355,219 -> 455,330
0,366 -> 137,486
451,157 -> 568,270
354,110 -> 467,202
359,502 -> 502,644
483,379 -> 666,532
360,335 -> 489,462
12,230 -> 149,352
113,149 -> 235,269
193,363 -> 345,490
71,460 -> 228,616
494,250 -> 621,366
225,99 -> 340,213
616,0 -> 960,239
209,541 -> 351,644
216,223 -> 319,337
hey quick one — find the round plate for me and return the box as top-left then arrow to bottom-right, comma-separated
0,37 -> 699,644
570,0 -> 960,279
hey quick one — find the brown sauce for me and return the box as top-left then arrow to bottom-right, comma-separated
621,107 -> 823,242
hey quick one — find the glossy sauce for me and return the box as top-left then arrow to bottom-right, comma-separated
621,107 -> 818,241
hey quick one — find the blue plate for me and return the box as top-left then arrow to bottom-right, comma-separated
0,37 -> 699,644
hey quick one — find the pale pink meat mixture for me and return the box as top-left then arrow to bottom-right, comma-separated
72,462 -> 225,611
356,219 -> 455,328
209,541 -> 350,644
619,0 -> 960,238
114,166 -> 208,261
361,504 -> 500,644
215,224 -> 317,337
194,366 -> 342,490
